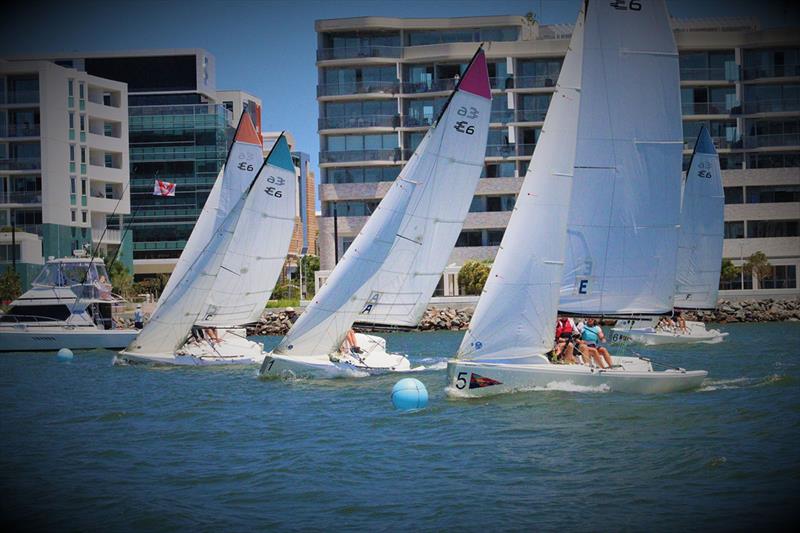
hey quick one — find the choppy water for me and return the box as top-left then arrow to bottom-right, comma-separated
1,323 -> 798,531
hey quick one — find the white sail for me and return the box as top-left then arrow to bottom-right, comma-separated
674,127 -> 724,309
274,179 -> 416,358
351,49 -> 493,327
154,113 -> 264,313
559,0 -> 684,316
457,7 -> 584,362
197,134 -> 297,326
125,113 -> 263,355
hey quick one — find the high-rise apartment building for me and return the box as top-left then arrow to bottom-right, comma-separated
0,60 -> 129,288
314,15 -> 800,296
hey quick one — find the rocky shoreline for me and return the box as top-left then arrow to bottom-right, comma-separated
246,298 -> 800,336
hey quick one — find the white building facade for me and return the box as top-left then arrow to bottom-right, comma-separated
0,60 -> 129,288
314,15 -> 799,298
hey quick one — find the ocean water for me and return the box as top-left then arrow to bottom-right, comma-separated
1,323 -> 798,531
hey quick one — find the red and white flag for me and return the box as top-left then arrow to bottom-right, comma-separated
153,179 -> 176,197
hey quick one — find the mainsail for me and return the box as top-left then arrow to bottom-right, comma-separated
275,47 -> 492,356
674,126 -> 724,310
197,134 -> 297,326
559,0 -> 684,316
125,113 -> 263,355
350,48 -> 492,327
457,6 -> 584,361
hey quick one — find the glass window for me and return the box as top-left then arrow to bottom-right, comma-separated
69,144 -> 75,162
747,151 -> 800,168
68,113 -> 74,129
68,79 -> 73,97
81,211 -> 87,223
760,265 -> 797,289
81,179 -> 87,195
70,210 -> 76,222
723,187 -> 744,204
747,219 -> 799,238
746,185 -> 800,203
70,177 -> 76,194
79,114 -> 85,131
78,82 -> 84,99
724,221 -> 744,239
327,136 -> 346,151
456,230 -> 483,247
80,147 -> 85,163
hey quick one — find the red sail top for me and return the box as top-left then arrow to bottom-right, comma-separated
458,49 -> 491,100
234,113 -> 261,145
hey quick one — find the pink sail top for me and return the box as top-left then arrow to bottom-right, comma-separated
458,49 -> 491,100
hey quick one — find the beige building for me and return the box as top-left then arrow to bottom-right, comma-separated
1,60 -> 129,288
314,15 -> 799,298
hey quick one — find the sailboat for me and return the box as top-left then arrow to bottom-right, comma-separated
260,48 -> 492,378
612,126 -> 727,345
179,133 -> 297,361
446,0 -> 707,397
117,113 -> 278,365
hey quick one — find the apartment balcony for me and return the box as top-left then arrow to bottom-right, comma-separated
514,75 -> 557,89
743,133 -> 800,149
485,144 -> 516,158
402,78 -> 458,94
401,115 -> 435,128
515,109 -> 547,122
681,101 -> 733,115
742,63 -> 800,81
2,224 -> 42,236
317,45 -> 402,61
87,100 -> 125,122
516,143 -> 536,156
679,66 -> 737,82
490,76 -> 515,90
87,131 -> 124,152
319,114 -> 399,130
317,80 -> 399,97
319,148 -> 401,164
89,194 -> 126,214
0,124 -> 40,138
0,158 -> 41,171
92,228 -> 122,244
0,191 -> 43,205
1,90 -> 39,105
742,98 -> 800,114
87,163 -> 126,183
490,110 -> 514,124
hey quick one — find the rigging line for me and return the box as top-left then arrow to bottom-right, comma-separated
395,233 -> 422,246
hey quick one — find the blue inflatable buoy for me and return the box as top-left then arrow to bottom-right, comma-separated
56,348 -> 74,361
391,378 -> 428,411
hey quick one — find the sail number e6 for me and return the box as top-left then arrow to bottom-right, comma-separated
264,175 -> 285,198
610,0 -> 642,10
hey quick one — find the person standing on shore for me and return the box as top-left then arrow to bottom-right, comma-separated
134,305 -> 144,330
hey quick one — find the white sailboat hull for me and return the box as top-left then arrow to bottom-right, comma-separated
116,328 -> 265,366
446,357 -> 707,398
611,320 -> 727,346
0,326 -> 138,352
260,333 -> 411,379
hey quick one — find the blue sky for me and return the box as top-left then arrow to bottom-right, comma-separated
2,0 -> 797,207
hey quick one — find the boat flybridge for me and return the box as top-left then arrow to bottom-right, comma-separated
611,126 -> 728,346
260,47 -> 493,379
0,253 -> 138,351
445,0 -> 707,397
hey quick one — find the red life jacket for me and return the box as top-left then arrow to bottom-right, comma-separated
556,318 -> 574,337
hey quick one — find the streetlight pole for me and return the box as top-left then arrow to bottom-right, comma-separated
333,202 -> 339,265
739,242 -> 745,290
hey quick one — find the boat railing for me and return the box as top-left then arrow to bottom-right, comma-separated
0,313 -> 64,325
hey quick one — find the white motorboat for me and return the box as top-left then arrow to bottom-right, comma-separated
0,254 -> 138,351
261,48 -> 493,379
610,317 -> 727,345
118,113 -> 276,366
446,0 -> 707,398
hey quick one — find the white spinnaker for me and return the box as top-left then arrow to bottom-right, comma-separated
197,149 -> 297,326
457,6 -> 584,362
353,52 -> 491,327
674,127 -> 724,309
559,0 -> 683,316
154,116 -> 264,314
274,179 -> 416,358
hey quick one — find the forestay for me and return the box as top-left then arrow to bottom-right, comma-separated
457,7 -> 584,362
274,179 -> 416,358
674,126 -> 724,310
353,49 -> 492,327
197,134 -> 297,326
559,0 -> 684,316
125,113 -> 263,355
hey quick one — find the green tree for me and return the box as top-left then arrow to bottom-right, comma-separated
0,267 -> 22,303
458,260 -> 492,295
102,255 -> 133,297
720,258 -> 740,282
743,251 -> 771,286
301,254 -> 320,297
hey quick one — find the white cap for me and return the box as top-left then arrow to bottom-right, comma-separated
285,307 -> 295,313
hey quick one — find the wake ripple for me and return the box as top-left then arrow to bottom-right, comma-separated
698,373 -> 790,392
